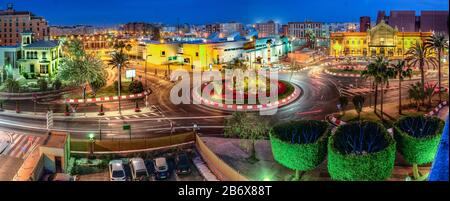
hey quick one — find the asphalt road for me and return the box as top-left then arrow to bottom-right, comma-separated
1,58 -> 447,140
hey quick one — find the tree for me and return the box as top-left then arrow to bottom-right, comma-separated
405,42 -> 438,93
228,58 -> 248,71
391,60 -> 412,115
129,80 -> 144,94
425,32 -> 448,102
58,40 -> 106,100
424,82 -> 438,108
305,29 -> 317,49
408,82 -> 425,111
3,78 -> 21,93
352,95 -> 365,121
52,79 -> 62,90
108,49 -> 130,114
224,112 -> 270,162
37,78 -> 48,91
338,96 -> 349,116
361,58 -> 382,113
361,56 -> 394,121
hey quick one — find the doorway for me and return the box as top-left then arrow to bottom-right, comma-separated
55,156 -> 62,173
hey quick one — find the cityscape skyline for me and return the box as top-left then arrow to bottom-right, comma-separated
3,0 -> 449,26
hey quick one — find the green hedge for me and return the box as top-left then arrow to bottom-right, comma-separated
328,121 -> 396,181
393,115 -> 445,165
270,120 -> 330,171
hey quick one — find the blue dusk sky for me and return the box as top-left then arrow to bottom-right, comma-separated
3,0 -> 449,26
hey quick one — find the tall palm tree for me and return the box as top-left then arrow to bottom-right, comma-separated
391,60 -> 413,115
377,59 -> 395,121
361,56 -> 393,121
425,32 -> 448,102
361,57 -> 384,114
405,42 -> 438,93
108,50 -> 130,114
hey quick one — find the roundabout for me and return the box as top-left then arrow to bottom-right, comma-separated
192,78 -> 302,112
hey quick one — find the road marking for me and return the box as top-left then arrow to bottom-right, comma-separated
142,114 -> 150,117
9,135 -> 29,157
1,134 -> 24,155
132,115 -> 140,118
297,109 -> 323,116
114,117 -> 121,120
123,116 -> 130,119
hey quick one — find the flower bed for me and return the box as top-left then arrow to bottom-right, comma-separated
328,121 -> 396,181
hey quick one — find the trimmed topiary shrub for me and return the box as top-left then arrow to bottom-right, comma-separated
328,121 -> 396,181
393,115 -> 445,180
270,120 -> 330,180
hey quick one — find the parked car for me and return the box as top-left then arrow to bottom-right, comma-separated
130,158 -> 149,181
43,173 -> 76,181
175,153 -> 192,176
109,160 -> 127,181
153,157 -> 169,180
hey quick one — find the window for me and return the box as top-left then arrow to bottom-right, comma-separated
40,65 -> 48,74
161,51 -> 165,57
42,52 -> 47,59
195,52 -> 199,57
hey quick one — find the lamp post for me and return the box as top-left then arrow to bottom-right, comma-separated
144,55 -> 152,89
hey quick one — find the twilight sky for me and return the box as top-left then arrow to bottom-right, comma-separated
3,0 -> 449,26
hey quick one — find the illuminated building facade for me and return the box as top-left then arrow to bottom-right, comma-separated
330,20 -> 432,58
0,4 -> 49,46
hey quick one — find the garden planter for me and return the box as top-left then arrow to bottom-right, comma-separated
270,120 -> 330,180
328,121 -> 396,181
393,116 -> 445,180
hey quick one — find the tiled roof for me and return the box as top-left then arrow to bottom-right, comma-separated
25,40 -> 59,48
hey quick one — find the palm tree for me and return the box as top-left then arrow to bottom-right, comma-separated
408,82 -> 425,111
378,60 -> 395,121
361,57 -> 383,114
424,82 -> 438,108
4,78 -> 21,93
391,60 -> 413,115
425,32 -> 448,102
108,50 -> 130,114
361,56 -> 393,121
405,42 -> 438,93
58,40 -> 106,100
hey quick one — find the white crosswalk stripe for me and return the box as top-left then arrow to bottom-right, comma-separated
0,133 -> 43,159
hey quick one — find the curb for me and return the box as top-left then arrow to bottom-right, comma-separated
64,89 -> 151,104
325,114 -> 346,127
192,84 -> 302,112
426,101 -> 448,117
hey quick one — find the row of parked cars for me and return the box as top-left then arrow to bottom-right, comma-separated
109,153 -> 192,181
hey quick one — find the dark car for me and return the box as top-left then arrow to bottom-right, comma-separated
153,157 -> 170,180
175,153 -> 192,176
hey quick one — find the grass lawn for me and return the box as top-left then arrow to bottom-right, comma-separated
71,132 -> 195,152
338,95 -> 447,126
65,81 -> 133,99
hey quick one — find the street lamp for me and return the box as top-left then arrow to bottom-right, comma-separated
88,133 -> 95,157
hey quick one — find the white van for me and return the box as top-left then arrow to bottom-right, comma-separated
130,158 -> 149,181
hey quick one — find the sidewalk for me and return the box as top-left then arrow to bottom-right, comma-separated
201,137 -> 431,181
0,107 -> 155,120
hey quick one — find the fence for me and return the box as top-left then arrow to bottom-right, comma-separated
195,134 -> 248,181
70,132 -> 195,152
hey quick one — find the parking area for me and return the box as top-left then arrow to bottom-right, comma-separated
76,148 -> 205,181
